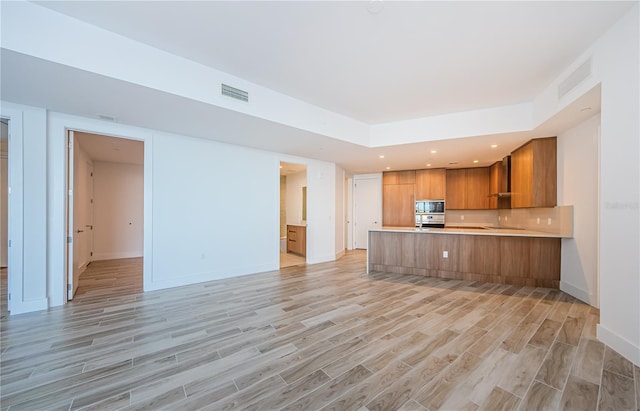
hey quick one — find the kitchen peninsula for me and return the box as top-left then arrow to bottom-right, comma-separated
367,226 -> 570,289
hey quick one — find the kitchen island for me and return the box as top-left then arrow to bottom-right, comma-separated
368,227 -> 569,288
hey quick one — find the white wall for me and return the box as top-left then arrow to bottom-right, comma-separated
285,170 -> 307,226
93,161 -> 144,260
335,165 -> 345,258
557,114 -> 600,306
1,153 -> 7,267
594,6 -> 639,365
0,102 -> 48,314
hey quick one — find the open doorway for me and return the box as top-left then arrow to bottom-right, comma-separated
66,131 -> 144,301
1,119 -> 8,317
279,162 -> 307,268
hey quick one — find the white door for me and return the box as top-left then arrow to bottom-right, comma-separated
76,156 -> 93,272
66,130 -> 75,300
353,176 -> 382,249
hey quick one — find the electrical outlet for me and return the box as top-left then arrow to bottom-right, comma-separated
548,218 -> 552,225
536,217 -> 540,224
460,215 -> 465,221
443,251 -> 448,258
498,216 -> 501,221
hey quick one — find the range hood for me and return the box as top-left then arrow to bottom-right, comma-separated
490,155 -> 511,197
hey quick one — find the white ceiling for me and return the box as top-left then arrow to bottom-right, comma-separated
1,2 -> 629,173
75,131 -> 144,165
34,1 -> 631,124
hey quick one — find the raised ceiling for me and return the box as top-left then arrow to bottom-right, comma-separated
2,2 -> 631,173
34,1 -> 630,124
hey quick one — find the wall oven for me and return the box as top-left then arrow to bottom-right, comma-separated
415,200 -> 445,228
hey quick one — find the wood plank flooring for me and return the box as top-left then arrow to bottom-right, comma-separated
1,251 -> 639,410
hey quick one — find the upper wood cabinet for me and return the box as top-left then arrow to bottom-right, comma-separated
446,168 -> 490,209
383,184 -> 415,227
511,137 -> 557,208
383,170 -> 415,185
415,169 -> 446,200
445,169 -> 467,209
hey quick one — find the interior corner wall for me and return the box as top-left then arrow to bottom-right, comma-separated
92,161 -> 144,260
557,114 -> 600,306
594,4 -> 640,366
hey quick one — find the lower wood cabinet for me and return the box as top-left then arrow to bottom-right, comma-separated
368,231 -> 561,288
286,225 -> 306,257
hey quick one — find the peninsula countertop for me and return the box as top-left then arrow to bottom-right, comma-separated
370,226 -> 571,238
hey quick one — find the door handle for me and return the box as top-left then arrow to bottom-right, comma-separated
86,225 -> 93,229
76,229 -> 84,233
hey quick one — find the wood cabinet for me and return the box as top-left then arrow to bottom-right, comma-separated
286,225 -> 306,257
383,170 -> 415,185
368,231 -> 561,288
445,168 -> 490,209
511,137 -> 557,208
415,169 -> 446,200
383,171 -> 416,227
383,184 -> 415,227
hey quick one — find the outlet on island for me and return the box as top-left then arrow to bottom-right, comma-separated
443,251 -> 449,258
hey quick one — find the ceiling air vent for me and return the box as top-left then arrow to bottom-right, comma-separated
558,59 -> 591,100
221,83 -> 249,102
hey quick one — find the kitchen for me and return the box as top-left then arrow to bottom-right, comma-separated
366,133 -> 594,300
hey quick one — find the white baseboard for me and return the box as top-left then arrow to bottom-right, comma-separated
560,280 -> 596,307
597,324 -> 640,366
92,251 -> 143,261
335,249 -> 346,259
10,298 -> 48,315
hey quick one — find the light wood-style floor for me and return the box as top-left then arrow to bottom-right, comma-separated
1,251 -> 638,410
280,252 -> 306,268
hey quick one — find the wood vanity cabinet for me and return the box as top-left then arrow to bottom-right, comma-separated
286,225 -> 306,257
511,137 -> 557,208
383,171 -> 416,227
415,169 -> 446,200
446,168 -> 490,209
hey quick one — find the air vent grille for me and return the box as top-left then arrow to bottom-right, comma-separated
558,59 -> 591,99
221,83 -> 249,102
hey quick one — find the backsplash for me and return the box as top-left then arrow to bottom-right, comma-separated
445,210 -> 499,227
445,206 -> 573,236
498,206 -> 573,236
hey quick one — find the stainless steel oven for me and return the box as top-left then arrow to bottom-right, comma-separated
415,200 -> 445,228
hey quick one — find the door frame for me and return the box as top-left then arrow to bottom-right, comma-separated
50,112 -> 152,307
1,111 -> 23,314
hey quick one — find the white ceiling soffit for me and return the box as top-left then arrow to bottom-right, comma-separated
0,49 -> 601,174
35,1 -> 632,124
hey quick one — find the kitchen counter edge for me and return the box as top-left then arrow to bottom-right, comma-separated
370,227 -> 571,238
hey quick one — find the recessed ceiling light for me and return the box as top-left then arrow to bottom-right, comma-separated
379,155 -> 385,159
279,165 -> 283,169
491,144 -> 498,148
430,150 -> 437,154
473,160 -> 479,163
426,163 -> 432,167
385,166 -> 391,170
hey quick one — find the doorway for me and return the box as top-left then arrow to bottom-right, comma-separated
279,162 -> 307,268
66,131 -> 144,300
353,174 -> 382,249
